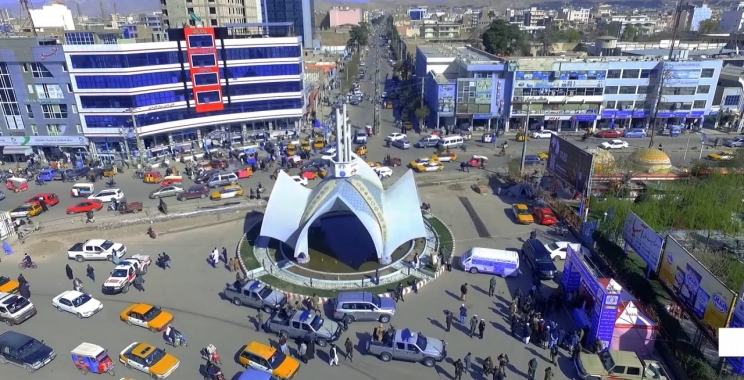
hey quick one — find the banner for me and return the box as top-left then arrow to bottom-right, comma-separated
0,136 -> 89,147
184,27 -> 224,113
437,84 -> 454,116
725,298 -> 744,373
475,79 -> 492,105
547,135 -> 594,195
659,236 -> 736,342
622,211 -> 664,271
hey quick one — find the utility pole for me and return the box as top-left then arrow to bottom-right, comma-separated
373,55 -> 381,134
420,76 -> 425,129
519,104 -> 532,173
124,109 -> 145,165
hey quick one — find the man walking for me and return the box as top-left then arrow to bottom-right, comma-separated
298,340 -> 308,363
528,357 -> 538,380
463,352 -> 472,375
344,337 -> 353,362
255,310 -> 263,332
396,282 -> 405,302
469,315 -> 478,338
549,344 -> 559,366
478,318 -> 486,339
544,367 -> 554,380
453,359 -> 464,380
86,264 -> 95,282
163,253 -> 171,269
65,264 -> 73,280
328,344 -> 339,366
459,304 -> 467,324
445,310 -> 453,332
460,283 -> 468,301
488,277 -> 497,297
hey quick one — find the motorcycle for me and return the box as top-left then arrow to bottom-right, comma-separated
166,330 -> 187,347
105,179 -> 117,188
147,227 -> 157,239
35,178 -> 44,186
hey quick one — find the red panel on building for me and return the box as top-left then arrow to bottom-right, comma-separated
184,27 -> 224,113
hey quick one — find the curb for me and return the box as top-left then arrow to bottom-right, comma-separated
237,219 -> 266,278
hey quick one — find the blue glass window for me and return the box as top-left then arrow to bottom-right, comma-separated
188,34 -> 215,48
70,52 -> 185,69
193,72 -> 219,86
65,32 -> 95,45
223,46 -> 300,60
191,54 -> 216,67
724,95 -> 741,106
84,98 -> 303,128
221,64 -> 301,80
226,81 -> 301,97
79,90 -> 191,108
75,70 -> 189,89
30,63 -> 53,78
196,90 -> 221,104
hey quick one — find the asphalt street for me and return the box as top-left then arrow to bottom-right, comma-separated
2,186 -> 583,380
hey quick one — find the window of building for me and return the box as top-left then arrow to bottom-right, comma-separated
27,84 -> 34,93
701,68 -> 715,78
0,63 -> 20,117
30,124 -> 38,136
71,104 -> 77,113
661,87 -> 696,96
187,7 -> 194,13
211,19 -> 218,26
25,104 -> 33,118
693,100 -> 707,108
187,34 -> 215,48
616,101 -> 634,110
35,84 -> 64,99
75,70 -> 188,89
69,51 -> 185,69
606,70 -> 621,79
64,32 -> 95,45
724,95 -> 740,106
46,124 -> 65,136
209,7 -> 216,14
227,81 -> 302,97
221,64 -> 301,80
619,86 -> 636,94
30,62 -> 53,78
194,72 -> 219,86
640,69 -> 652,78
42,104 -> 68,118
191,53 -> 217,67
604,86 -> 618,95
62,62 -> 68,72
697,85 -> 710,94
621,69 -> 639,79
603,101 -> 616,109
66,83 -> 72,92
80,89 -> 191,108
223,46 -> 301,61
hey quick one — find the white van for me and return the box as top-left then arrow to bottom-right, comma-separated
460,247 -> 520,277
438,135 -> 464,149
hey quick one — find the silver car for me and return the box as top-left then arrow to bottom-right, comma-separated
332,291 -> 396,323
392,138 -> 411,150
149,185 -> 184,199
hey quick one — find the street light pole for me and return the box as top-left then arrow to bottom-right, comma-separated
520,103 -> 532,173
123,108 -> 145,165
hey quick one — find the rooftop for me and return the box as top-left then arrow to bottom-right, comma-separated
621,48 -> 737,58
418,45 -> 502,64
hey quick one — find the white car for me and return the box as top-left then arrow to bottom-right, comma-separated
544,241 -> 591,261
385,132 -> 406,141
52,290 -> 103,318
374,166 -> 393,178
88,189 -> 124,203
321,153 -> 336,160
291,176 -> 308,186
600,139 -> 629,149
381,92 -> 388,98
531,130 -> 557,139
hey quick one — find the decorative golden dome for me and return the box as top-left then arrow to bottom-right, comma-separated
585,148 -> 616,173
629,148 -> 672,173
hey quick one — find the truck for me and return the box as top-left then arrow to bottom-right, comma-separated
101,255 -> 150,294
266,309 -> 341,347
575,350 -> 672,380
68,239 -> 127,262
366,328 -> 446,367
223,279 -> 287,313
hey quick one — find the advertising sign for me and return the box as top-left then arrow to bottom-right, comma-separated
183,27 -> 224,113
725,298 -> 744,373
475,79 -> 493,105
659,236 -> 736,341
622,211 -> 664,270
437,84 -> 455,116
0,136 -> 89,147
567,246 -> 604,300
547,135 -> 594,194
508,59 -> 555,72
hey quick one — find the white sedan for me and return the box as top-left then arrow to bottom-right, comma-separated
531,130 -> 557,139
291,176 -> 308,186
385,132 -> 406,141
544,241 -> 591,261
52,290 -> 103,318
88,188 -> 124,203
600,139 -> 629,149
374,166 -> 393,178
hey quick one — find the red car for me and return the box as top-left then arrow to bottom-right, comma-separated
66,200 -> 103,214
26,193 -> 60,207
594,129 -> 622,138
533,207 -> 558,225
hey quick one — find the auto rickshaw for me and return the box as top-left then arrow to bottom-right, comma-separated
270,168 -> 288,180
243,148 -> 257,165
161,175 -> 183,187
355,145 -> 368,157
286,143 -> 297,156
70,183 -> 94,197
71,342 -> 115,375
6,177 -> 28,193
301,169 -> 319,180
516,132 -> 530,142
313,138 -> 324,149
301,139 -> 311,152
143,171 -> 162,183
235,167 -> 253,179
102,166 -> 117,177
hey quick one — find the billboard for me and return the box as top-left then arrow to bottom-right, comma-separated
724,298 -> 744,373
659,236 -> 736,342
547,135 -> 594,195
622,211 -> 664,271
475,79 -> 492,105
437,84 -> 455,116
184,27 -> 224,113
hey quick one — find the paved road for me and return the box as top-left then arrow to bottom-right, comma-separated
3,185 -> 584,380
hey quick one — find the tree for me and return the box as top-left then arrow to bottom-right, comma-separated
602,24 -> 620,38
555,28 -> 583,43
487,10 -> 496,19
697,19 -> 720,34
620,25 -> 638,41
535,28 -> 555,56
348,24 -> 369,46
414,105 -> 430,124
482,19 -> 528,56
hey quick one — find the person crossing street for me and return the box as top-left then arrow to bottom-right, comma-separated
344,338 -> 353,362
488,277 -> 497,297
528,357 -> 538,379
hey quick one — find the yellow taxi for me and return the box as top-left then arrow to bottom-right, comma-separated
367,161 -> 382,169
239,341 -> 300,379
434,152 -> 457,162
537,152 -> 549,160
512,204 -> 534,224
10,203 -> 43,218
210,185 -> 244,201
0,276 -> 20,293
119,342 -> 179,378
707,150 -> 735,161
120,303 -> 174,332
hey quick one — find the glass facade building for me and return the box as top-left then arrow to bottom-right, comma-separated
263,0 -> 315,48
65,34 -> 305,156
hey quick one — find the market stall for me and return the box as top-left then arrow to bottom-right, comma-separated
611,300 -> 658,354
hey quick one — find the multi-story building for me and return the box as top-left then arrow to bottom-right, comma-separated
561,8 -> 591,24
263,0 -> 315,48
138,12 -> 168,41
708,64 -> 744,131
419,22 -> 461,39
596,14 -> 658,36
328,7 -> 361,27
64,27 -> 305,158
29,4 -> 76,31
408,7 -> 428,21
0,37 -> 86,160
684,2 -> 712,32
159,0 -> 261,30
720,2 -> 744,32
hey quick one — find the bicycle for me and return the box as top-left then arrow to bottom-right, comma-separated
18,261 -> 38,270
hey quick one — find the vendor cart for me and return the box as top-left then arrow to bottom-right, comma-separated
71,342 -> 115,375
115,201 -> 143,215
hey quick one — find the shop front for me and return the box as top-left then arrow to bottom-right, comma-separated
0,136 -> 90,164
599,110 -> 648,130
654,110 -> 704,131
510,109 -> 599,132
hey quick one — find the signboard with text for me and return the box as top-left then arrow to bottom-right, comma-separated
437,84 -> 454,116
725,298 -> 744,373
184,27 -> 224,113
622,211 -> 664,271
0,136 -> 89,147
475,79 -> 492,105
547,135 -> 594,194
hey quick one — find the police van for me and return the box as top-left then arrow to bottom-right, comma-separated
460,247 -> 519,277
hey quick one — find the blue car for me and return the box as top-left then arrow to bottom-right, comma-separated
238,369 -> 280,380
524,155 -> 542,165
623,128 -> 647,138
37,169 -> 58,181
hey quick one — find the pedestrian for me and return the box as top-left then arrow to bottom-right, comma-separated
412,278 -> 418,293
278,335 -> 288,355
298,340 -> 308,363
498,353 -> 510,373
445,252 -> 453,272
572,342 -> 582,360
459,304 -> 467,324
86,264 -> 95,282
306,338 -> 316,361
112,252 -> 120,265
478,318 -> 486,339
344,337 -> 353,362
396,282 -> 405,302
311,293 -> 321,312
445,310 -> 453,332
221,247 -> 228,262
528,357 -> 538,380
454,358 -> 464,380
460,283 -> 468,301
488,277 -> 497,297
255,310 -> 263,332
494,368 -> 505,380
524,323 -> 532,345
17,273 -> 27,288
163,253 -> 171,269
19,282 -> 30,300
232,257 -> 240,272
550,343 -> 558,366
463,352 -> 472,373
542,326 -> 551,349
227,258 -> 234,272
65,264 -> 73,280
469,315 -> 478,338
328,344 -> 339,366
134,272 -> 144,292
544,366 -> 553,380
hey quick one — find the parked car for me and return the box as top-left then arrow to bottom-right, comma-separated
331,291 -> 396,323
532,207 -> 557,225
623,128 -> 647,138
176,185 -> 210,201
723,137 -> 744,147
530,130 -> 557,139
149,185 -> 184,199
523,155 -> 542,165
544,241 -> 591,261
88,189 -> 124,203
385,133 -> 406,141
0,331 -> 56,371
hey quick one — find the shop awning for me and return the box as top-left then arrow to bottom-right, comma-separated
3,146 -> 33,155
